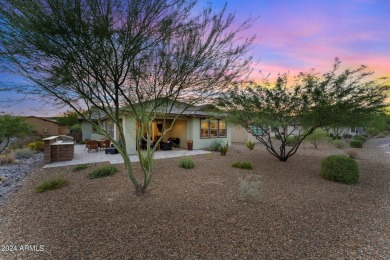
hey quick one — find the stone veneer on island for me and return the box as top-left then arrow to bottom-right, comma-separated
43,136 -> 75,163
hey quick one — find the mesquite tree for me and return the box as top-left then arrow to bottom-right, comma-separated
0,0 -> 254,194
220,60 -> 389,161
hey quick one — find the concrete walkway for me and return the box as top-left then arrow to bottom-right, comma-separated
44,144 -> 211,168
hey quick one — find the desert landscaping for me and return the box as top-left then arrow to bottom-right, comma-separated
1,138 -> 389,259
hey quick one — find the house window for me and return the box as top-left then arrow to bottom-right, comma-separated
252,126 -> 264,136
219,121 -> 227,137
200,120 -> 209,138
350,126 -> 356,133
200,119 -> 227,138
105,121 -> 114,138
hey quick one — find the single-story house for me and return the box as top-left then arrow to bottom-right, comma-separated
231,125 -> 365,143
25,116 -> 68,136
81,103 -> 231,155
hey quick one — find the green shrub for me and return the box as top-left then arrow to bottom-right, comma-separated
245,141 -> 256,150
27,141 -> 44,151
232,161 -> 253,170
14,148 -> 34,159
36,177 -> 69,193
238,175 -> 261,201
209,140 -> 222,151
0,154 -> 15,165
70,124 -> 82,133
88,165 -> 118,179
350,139 -> 363,148
179,157 -> 195,169
307,129 -> 329,149
286,135 -> 299,146
219,143 -> 229,155
73,164 -> 88,171
333,140 -> 344,149
353,135 -> 367,143
321,155 -> 359,184
332,135 -> 342,140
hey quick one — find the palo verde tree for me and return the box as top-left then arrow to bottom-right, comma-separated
220,60 -> 389,161
0,0 -> 253,194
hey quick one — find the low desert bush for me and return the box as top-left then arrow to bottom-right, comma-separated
88,165 -> 118,179
333,140 -> 344,149
27,141 -> 44,152
375,133 -> 387,138
307,129 -> 329,149
286,135 -> 299,146
219,143 -> 229,156
73,164 -> 88,171
238,175 -> 261,201
321,155 -> 359,184
179,157 -> 195,169
14,148 -> 34,159
350,139 -> 363,148
232,161 -> 253,170
36,177 -> 69,193
0,154 -> 15,165
353,135 -> 367,143
209,140 -> 222,151
245,141 -> 256,150
344,149 -> 359,159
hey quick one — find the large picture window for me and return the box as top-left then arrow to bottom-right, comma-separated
200,119 -> 227,138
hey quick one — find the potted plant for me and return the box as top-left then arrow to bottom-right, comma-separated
187,140 -> 193,150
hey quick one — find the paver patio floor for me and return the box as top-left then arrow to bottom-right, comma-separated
44,144 -> 210,168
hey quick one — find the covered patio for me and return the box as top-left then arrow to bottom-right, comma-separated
43,144 -> 210,168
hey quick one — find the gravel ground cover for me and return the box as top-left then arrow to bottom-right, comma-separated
0,153 -> 43,206
0,138 -> 389,259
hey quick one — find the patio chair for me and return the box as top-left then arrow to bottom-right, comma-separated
84,139 -> 91,150
100,139 -> 111,150
87,140 -> 99,152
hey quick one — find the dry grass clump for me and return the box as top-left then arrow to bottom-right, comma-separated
344,149 -> 359,159
375,133 -> 387,138
14,148 -> 34,159
238,174 -> 261,201
0,154 -> 15,165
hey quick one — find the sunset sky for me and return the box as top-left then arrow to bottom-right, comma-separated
1,0 -> 389,116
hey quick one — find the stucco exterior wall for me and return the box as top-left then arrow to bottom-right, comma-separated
166,119 -> 187,148
25,117 -> 60,136
81,121 -> 93,140
231,125 -> 259,143
188,118 -> 231,150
